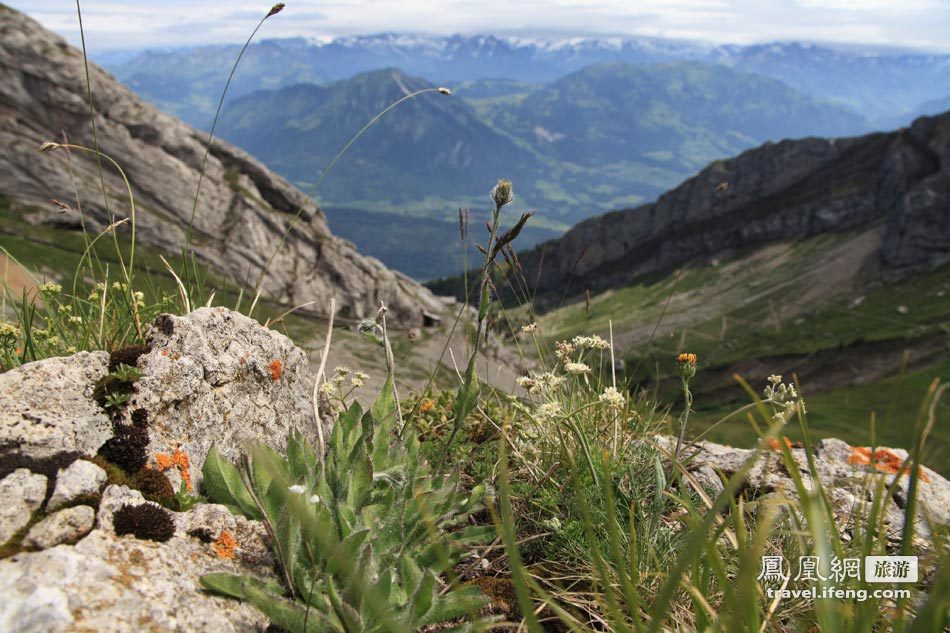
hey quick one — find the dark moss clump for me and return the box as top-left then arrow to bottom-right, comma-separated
131,468 -> 175,507
113,502 -> 175,542
108,344 -> 150,372
130,408 -> 149,429
0,451 -> 83,500
92,373 -> 137,410
187,527 -> 215,543
90,455 -> 132,488
98,424 -> 149,474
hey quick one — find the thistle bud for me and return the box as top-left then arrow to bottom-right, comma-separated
491,178 -> 514,208
676,352 -> 697,380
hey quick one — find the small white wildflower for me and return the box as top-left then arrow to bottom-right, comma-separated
767,374 -> 782,385
39,282 -> 62,295
309,494 -> 321,504
350,375 -> 365,388
66,346 -> 77,354
288,484 -> 306,494
521,322 -> 538,334
68,316 -> 83,325
554,341 -> 576,361
573,335 -> 610,350
564,362 -> 590,375
541,516 -> 562,531
32,329 -> 48,340
0,322 -> 18,338
318,382 -> 336,395
516,375 -> 536,390
536,402 -> 561,421
334,366 -> 351,377
57,304 -> 72,314
599,386 -> 625,409
537,372 -> 566,390
47,335 -> 60,346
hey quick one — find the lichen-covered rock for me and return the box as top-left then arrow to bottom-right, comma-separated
128,307 -> 327,491
0,469 -> 47,545
654,435 -> 949,550
47,459 -> 107,511
23,506 -> 95,549
0,352 -> 112,462
0,524 -> 274,632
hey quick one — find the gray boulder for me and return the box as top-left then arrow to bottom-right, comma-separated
129,307 -> 326,491
0,469 -> 47,545
0,352 -> 112,462
655,435 -> 950,549
23,506 -> 95,549
47,460 -> 108,511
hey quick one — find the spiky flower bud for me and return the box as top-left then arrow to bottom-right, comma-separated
676,352 -> 698,380
491,179 -> 514,208
266,3 -> 285,18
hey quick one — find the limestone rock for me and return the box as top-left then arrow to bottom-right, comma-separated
0,525 -> 274,632
0,352 -> 111,462
0,469 -> 47,545
129,307 -> 326,490
23,506 -> 95,549
655,435 -> 949,549
47,459 -> 108,511
0,5 -> 441,325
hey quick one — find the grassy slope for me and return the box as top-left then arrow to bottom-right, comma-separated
531,230 -> 950,473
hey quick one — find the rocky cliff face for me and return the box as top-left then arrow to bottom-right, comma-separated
0,5 -> 440,323
518,111 -> 950,302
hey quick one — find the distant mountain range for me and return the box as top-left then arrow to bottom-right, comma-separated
208,63 -> 869,278
102,33 -> 950,280
106,33 -> 950,128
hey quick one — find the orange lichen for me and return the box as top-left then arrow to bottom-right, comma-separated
213,529 -> 237,560
268,359 -> 283,381
153,448 -> 193,492
419,399 -> 435,413
767,436 -> 795,451
847,446 -> 930,483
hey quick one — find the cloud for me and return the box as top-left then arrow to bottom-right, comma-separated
8,0 -> 950,53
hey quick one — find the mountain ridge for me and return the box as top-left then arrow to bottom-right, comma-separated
0,5 -> 440,323
506,111 -> 950,306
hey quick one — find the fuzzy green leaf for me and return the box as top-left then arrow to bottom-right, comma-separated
201,444 -> 261,520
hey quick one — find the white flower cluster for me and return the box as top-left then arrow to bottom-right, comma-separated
599,386 -> 626,410
564,362 -> 590,375
0,322 -> 19,338
516,371 -> 565,394
535,402 -> 562,422
521,322 -> 538,334
572,334 -> 611,350
764,375 -> 797,405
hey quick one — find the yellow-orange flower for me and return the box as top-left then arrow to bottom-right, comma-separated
419,399 -> 435,414
677,353 -> 697,364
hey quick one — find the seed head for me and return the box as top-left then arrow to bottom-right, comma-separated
266,3 -> 285,18
438,87 -> 452,95
491,179 -> 514,208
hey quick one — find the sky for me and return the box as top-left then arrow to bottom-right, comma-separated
9,0 -> 950,54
